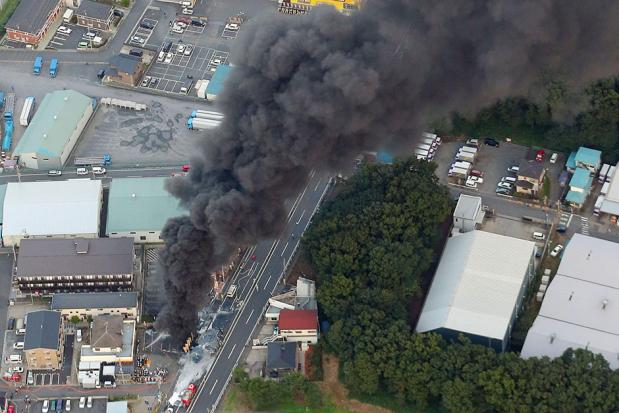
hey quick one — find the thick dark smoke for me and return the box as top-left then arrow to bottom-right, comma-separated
157,0 -> 619,341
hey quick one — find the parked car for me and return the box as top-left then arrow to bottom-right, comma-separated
164,53 -> 173,64
507,165 -> 520,174
11,366 -> 23,373
47,170 -> 62,176
113,9 -> 124,17
550,244 -> 564,257
183,45 -> 193,56
182,164 -> 190,172
76,167 -> 88,175
484,137 -> 500,147
469,169 -> 484,177
225,23 -> 240,31
42,400 -> 49,413
495,187 -> 511,196
129,49 -> 143,57
177,44 -> 185,54
92,166 -> 106,175
7,403 -> 14,413
535,149 -> 545,162
85,31 -> 96,38
79,398 -> 85,409
141,76 -> 151,87
465,179 -> 478,189
77,41 -> 89,49
497,181 -> 513,190
57,26 -> 72,35
150,77 -> 159,86
65,399 -> 71,411
7,318 -> 15,330
556,224 -> 567,233
13,342 -> 24,350
182,8 -> 194,15
172,26 -> 184,34
131,36 -> 144,44
97,69 -> 105,79
87,397 -> 93,408
550,152 -> 558,164
140,20 -> 154,29
163,41 -> 172,52
177,16 -> 191,24
465,138 -> 479,147
191,19 -> 205,27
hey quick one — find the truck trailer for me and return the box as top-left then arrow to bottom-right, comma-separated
190,109 -> 224,120
19,97 -> 35,127
187,117 -> 221,130
49,58 -> 58,77
33,56 -> 42,75
599,163 -> 610,183
607,166 -> 616,183
459,145 -> 478,154
2,93 -> 15,151
74,154 -> 111,166
456,151 -> 475,163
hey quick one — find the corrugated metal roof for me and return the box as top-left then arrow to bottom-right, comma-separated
605,162 -> 619,203
574,146 -> 602,168
565,189 -> 587,205
3,179 -> 102,239
206,65 -> 232,96
521,235 -> 619,368
51,292 -> 138,310
569,167 -> 593,190
13,90 -> 92,158
416,230 -> 535,340
106,177 -> 186,234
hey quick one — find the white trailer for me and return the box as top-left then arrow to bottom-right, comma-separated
459,145 -> 478,154
417,143 -> 434,153
450,166 -> 469,178
453,161 -> 471,169
594,195 -> 605,216
599,163 -> 610,183
19,96 -> 35,127
188,117 -> 221,130
607,166 -> 616,183
456,151 -> 475,163
414,148 -> 429,158
601,181 -> 610,196
422,132 -> 437,140
192,109 -> 224,120
421,138 -> 436,146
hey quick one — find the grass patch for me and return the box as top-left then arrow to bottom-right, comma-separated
349,391 -> 444,413
0,0 -> 19,37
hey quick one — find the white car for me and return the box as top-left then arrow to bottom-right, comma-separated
177,44 -> 185,54
47,170 -> 62,176
157,51 -> 165,62
468,176 -> 484,184
42,400 -> 49,413
131,36 -> 144,44
164,53 -> 173,64
182,8 -> 194,15
11,366 -> 23,373
87,397 -> 93,408
550,244 -> 564,257
79,398 -> 85,409
507,165 -> 520,174
465,179 -> 478,189
550,153 -> 558,164
65,399 -> 71,411
211,58 -> 222,65
225,23 -> 239,31
172,26 -> 184,34
57,26 -> 72,35
176,21 -> 188,28
76,167 -> 88,175
92,166 -> 106,175
140,76 -> 151,87
183,45 -> 193,56
85,31 -> 97,38
497,181 -> 512,190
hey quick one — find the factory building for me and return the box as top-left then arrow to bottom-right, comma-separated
13,90 -> 94,170
2,179 -> 103,247
206,65 -> 232,101
106,177 -> 186,243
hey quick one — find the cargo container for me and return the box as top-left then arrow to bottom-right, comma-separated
459,145 -> 478,154
19,96 -> 35,126
607,166 -> 616,183
601,181 -> 610,196
187,117 -> 221,130
594,195 -> 605,216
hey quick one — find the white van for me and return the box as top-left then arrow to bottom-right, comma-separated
16,328 -> 26,336
502,176 -> 517,183
92,166 -> 106,175
76,329 -> 82,343
533,232 -> 545,241
226,284 -> 237,298
13,342 -> 24,350
9,354 -> 22,363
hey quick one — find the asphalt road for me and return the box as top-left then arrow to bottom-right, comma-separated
187,171 -> 332,413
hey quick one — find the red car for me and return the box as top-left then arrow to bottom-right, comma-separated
535,149 -> 545,162
470,169 -> 485,177
177,16 -> 192,24
182,164 -> 190,172
7,403 -> 14,413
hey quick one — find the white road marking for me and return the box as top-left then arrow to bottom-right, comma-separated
314,179 -> 321,191
245,309 -> 254,324
280,241 -> 289,256
295,209 -> 305,225
209,379 -> 218,394
227,344 -> 236,359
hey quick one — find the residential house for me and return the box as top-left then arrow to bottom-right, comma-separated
75,0 -> 114,31
5,0 -> 64,46
453,195 -> 484,233
24,310 -> 64,370
565,167 -> 593,208
81,315 -> 136,364
266,342 -> 298,378
51,292 -> 138,320
516,160 -> 546,197
106,55 -> 145,86
278,309 -> 318,349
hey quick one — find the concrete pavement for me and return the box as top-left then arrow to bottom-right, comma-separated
187,171 -> 332,413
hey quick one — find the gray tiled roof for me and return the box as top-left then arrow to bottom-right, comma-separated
109,55 -> 141,75
24,310 -> 61,350
266,342 -> 297,370
51,292 -> 138,310
76,0 -> 112,21
17,238 -> 134,277
6,0 -> 60,35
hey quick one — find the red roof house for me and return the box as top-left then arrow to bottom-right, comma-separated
278,309 -> 318,331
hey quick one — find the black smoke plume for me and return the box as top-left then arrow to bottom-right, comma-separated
157,0 -> 619,341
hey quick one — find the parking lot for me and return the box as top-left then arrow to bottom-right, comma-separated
143,42 -> 229,94
128,6 -> 162,49
32,397 -> 107,413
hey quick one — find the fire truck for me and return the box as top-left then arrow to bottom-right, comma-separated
181,384 -> 197,408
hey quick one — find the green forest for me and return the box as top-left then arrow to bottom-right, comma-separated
446,77 -> 619,163
303,159 -> 619,412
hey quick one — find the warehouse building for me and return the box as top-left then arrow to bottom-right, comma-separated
2,179 -> 102,247
416,230 -> 536,352
521,234 -> 619,368
75,0 -> 114,31
600,162 -> 619,216
106,177 -> 186,243
206,65 -> 232,101
5,0 -> 63,46
13,90 -> 94,170
51,292 -> 139,320
15,237 -> 134,295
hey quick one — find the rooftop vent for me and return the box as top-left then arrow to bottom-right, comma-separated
64,97 -> 68,101
131,193 -> 136,198
74,238 -> 89,254
550,333 -> 556,344
602,299 -> 609,310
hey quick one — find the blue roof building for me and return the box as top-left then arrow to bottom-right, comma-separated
377,151 -> 394,164
566,167 -> 593,207
574,147 -> 602,172
206,65 -> 233,102
566,151 -> 577,172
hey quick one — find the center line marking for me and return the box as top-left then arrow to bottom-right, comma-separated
209,379 -> 218,394
227,343 -> 237,359
245,309 -> 254,324
280,241 -> 289,256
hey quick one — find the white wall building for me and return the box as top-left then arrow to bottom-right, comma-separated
2,179 -> 102,247
416,230 -> 536,352
521,234 -> 619,368
453,194 -> 484,233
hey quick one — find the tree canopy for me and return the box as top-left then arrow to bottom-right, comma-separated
305,159 -> 619,412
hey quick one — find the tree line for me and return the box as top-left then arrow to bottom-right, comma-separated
304,159 -> 619,412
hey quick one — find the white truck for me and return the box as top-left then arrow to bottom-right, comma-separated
196,81 -> 209,99
599,163 -> 610,183
417,143 -> 434,153
602,181 -> 610,196
19,96 -> 35,126
449,166 -> 469,178
414,148 -> 429,159
453,161 -> 472,170
606,165 -> 616,183
594,195 -> 605,216
63,9 -> 74,23
456,151 -> 475,163
459,145 -> 478,155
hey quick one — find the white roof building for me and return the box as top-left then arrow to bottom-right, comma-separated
601,162 -> 619,215
416,230 -> 536,351
521,234 -> 619,368
453,194 -> 484,233
2,179 -> 102,247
